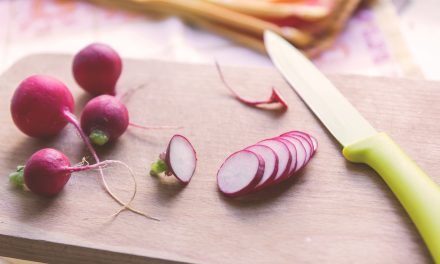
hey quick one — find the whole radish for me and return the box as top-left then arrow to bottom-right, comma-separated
8,148 -> 158,220
11,75 -> 74,138
81,94 -> 180,146
10,75 -> 146,217
80,95 -> 129,146
73,43 -> 122,96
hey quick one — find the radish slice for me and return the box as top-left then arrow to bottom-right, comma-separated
217,150 -> 265,197
279,135 -> 307,173
282,131 -> 316,156
310,135 -> 318,152
274,137 -> 297,179
282,133 -> 313,164
165,135 -> 197,184
258,139 -> 292,184
246,144 -> 278,190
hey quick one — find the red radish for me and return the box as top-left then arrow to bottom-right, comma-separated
275,137 -> 297,178
9,148 -> 158,220
258,138 -> 292,184
217,130 -> 317,197
72,43 -> 122,96
217,150 -> 265,197
150,135 -> 197,184
11,75 -> 74,138
282,131 -> 317,156
81,95 -> 180,146
80,95 -> 129,145
279,135 -> 307,173
246,144 -> 278,190
10,75 -> 145,217
215,62 -> 288,110
283,133 -> 313,164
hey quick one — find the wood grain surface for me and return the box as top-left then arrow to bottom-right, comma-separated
0,55 -> 438,263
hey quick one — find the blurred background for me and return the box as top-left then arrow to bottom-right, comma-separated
0,0 -> 439,80
0,0 -> 439,263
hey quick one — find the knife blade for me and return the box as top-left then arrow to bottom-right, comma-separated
264,30 -> 440,262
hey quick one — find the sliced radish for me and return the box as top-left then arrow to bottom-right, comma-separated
165,135 -> 197,184
258,139 -> 292,184
310,135 -> 318,153
217,150 -> 265,197
282,131 -> 316,156
282,133 -> 313,164
279,135 -> 307,173
246,144 -> 278,190
274,137 -> 297,179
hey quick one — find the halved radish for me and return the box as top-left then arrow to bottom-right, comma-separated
258,139 -> 292,184
279,135 -> 307,173
274,137 -> 297,180
150,134 -> 197,184
246,144 -> 279,190
217,150 -> 265,197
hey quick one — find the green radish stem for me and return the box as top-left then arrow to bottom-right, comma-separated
9,165 -> 25,188
89,130 -> 109,146
63,110 -> 151,218
150,152 -> 172,177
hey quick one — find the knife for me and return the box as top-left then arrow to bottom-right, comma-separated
264,30 -> 440,262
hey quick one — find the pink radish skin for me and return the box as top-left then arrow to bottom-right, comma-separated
217,150 -> 265,197
73,43 -> 122,96
275,137 -> 297,179
258,139 -> 292,185
10,75 -> 148,217
279,135 -> 307,173
246,144 -> 279,190
165,135 -> 197,184
215,62 -> 288,110
150,135 -> 197,184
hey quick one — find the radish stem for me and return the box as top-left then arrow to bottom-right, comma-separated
150,159 -> 169,176
9,165 -> 25,188
89,130 -> 109,146
63,110 -> 151,219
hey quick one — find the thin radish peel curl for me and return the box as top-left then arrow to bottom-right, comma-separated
215,61 -> 288,110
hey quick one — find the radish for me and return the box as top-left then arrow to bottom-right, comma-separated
282,133 -> 313,164
215,62 -> 288,110
279,135 -> 307,173
246,144 -> 278,190
217,130 -> 317,197
72,43 -> 122,96
10,75 -> 146,217
150,135 -> 197,184
217,150 -> 265,197
275,137 -> 297,178
8,148 -> 158,220
258,139 -> 292,184
81,95 -> 180,146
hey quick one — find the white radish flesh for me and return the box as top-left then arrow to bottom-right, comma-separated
166,135 -> 197,184
246,144 -> 278,190
279,135 -> 307,173
283,131 -> 316,157
283,134 -> 313,164
310,135 -> 318,152
217,150 -> 265,196
274,137 -> 297,179
258,139 -> 292,184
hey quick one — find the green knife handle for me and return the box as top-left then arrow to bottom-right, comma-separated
343,132 -> 440,263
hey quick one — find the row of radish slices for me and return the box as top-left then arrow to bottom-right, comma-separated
217,131 -> 317,197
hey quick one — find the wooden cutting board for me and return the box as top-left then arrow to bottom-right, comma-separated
0,55 -> 438,264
